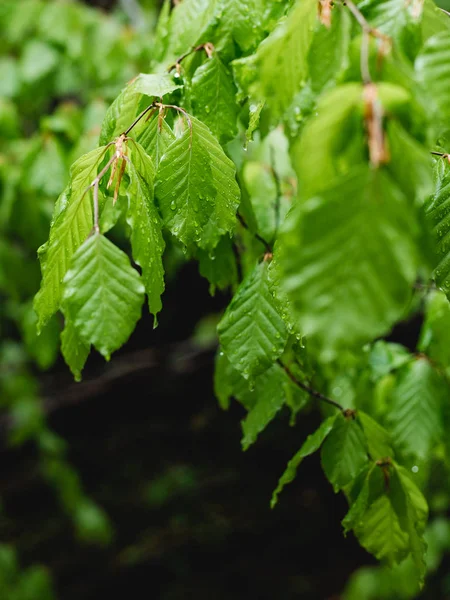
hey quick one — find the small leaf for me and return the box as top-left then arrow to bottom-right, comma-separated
358,411 -> 393,461
321,412 -> 368,492
271,415 -> 337,508
218,261 -> 288,378
62,233 -> 145,360
137,114 -> 175,166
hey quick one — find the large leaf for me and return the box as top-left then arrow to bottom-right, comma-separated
62,233 -> 145,360
163,0 -> 218,59
271,415 -> 337,508
125,142 -> 165,321
155,114 -> 240,250
278,167 -> 420,359
190,52 -> 238,143
218,261 -> 288,378
386,358 -> 445,459
232,0 -> 317,118
321,412 -> 368,492
34,146 -> 107,329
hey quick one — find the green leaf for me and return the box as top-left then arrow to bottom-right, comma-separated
62,233 -> 145,360
392,465 -> 428,584
342,467 -> 373,535
308,5 -> 351,94
20,304 -> 60,370
137,113 -> 175,166
218,261 -> 288,378
418,290 -> 450,372
241,363 -> 308,450
198,235 -> 237,294
278,167 -> 420,360
386,358 -> 445,459
125,141 -> 165,321
425,158 -> 450,295
232,0 -> 317,118
245,101 -> 264,147
61,315 -> 90,382
271,415 -> 337,508
100,73 -> 181,144
321,412 -> 368,492
416,31 -> 450,123
358,412 -> 393,461
155,114 -> 240,250
368,340 -> 413,381
164,0 -> 217,59
292,83 -> 364,198
20,39 -> 59,83
191,52 -> 238,143
213,348 -> 256,411
34,146 -> 107,329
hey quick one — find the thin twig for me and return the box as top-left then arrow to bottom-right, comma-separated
278,360 -> 344,411
167,43 -> 215,73
439,7 -> 450,16
123,102 -> 157,136
237,213 -> 272,254
93,181 -> 100,233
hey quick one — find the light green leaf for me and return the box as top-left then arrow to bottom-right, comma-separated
213,348 -> 256,411
358,412 -> 393,461
164,0 -> 218,59
245,101 -> 264,147
425,158 -> 450,295
292,83 -> 364,198
342,467 -> 373,534
125,141 -> 165,321
191,52 -> 238,143
61,315 -> 90,382
321,412 -> 368,492
232,0 -> 317,118
155,114 -> 240,250
34,146 -> 107,329
62,233 -> 145,360
386,358 -> 445,459
416,31 -> 450,123
271,415 -> 337,508
137,113 -> 175,166
20,304 -> 60,370
278,167 -> 420,360
368,340 -> 413,381
20,39 -> 59,83
308,5 -> 351,94
218,261 -> 288,378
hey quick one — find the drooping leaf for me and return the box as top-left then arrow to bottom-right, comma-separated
386,358 -> 445,460
60,314 -> 90,382
342,467 -> 373,535
232,0 -> 317,118
278,167 -> 420,360
271,415 -> 337,508
62,233 -> 145,360
321,412 -> 368,492
155,114 -> 240,250
34,146 -> 107,329
218,261 -> 288,378
245,101 -> 264,147
190,52 -> 238,143
125,141 -> 165,321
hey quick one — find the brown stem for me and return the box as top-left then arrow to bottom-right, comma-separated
237,213 -> 272,254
